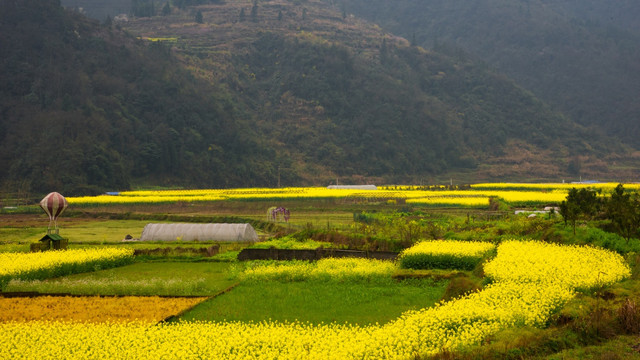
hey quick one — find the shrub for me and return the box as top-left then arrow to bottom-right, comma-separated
617,298 -> 640,334
441,275 -> 482,302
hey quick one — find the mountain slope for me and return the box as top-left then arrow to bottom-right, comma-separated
121,0 -> 629,180
342,0 -> 640,146
0,0 -> 274,195
0,0 -> 636,196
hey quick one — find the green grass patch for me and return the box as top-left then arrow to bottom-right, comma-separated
540,335 -> 640,359
392,268 -> 470,281
0,227 -> 46,243
61,220 -> 151,243
4,262 -> 236,296
0,220 -> 149,244
209,250 -> 240,262
0,243 -> 31,252
178,279 -> 448,325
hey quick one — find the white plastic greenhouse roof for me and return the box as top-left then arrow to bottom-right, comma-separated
326,185 -> 377,190
139,223 -> 258,242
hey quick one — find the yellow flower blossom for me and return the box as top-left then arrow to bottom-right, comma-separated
67,184 -> 636,206
0,248 -> 134,290
0,241 -> 631,359
399,240 -> 495,270
484,240 -> 630,290
241,258 -> 396,282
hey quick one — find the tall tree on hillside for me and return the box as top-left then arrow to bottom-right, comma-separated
251,1 -> 258,22
195,10 -> 203,23
380,38 -> 389,64
162,2 -> 171,16
132,0 -> 155,17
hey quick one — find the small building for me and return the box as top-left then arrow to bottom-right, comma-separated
31,234 -> 68,252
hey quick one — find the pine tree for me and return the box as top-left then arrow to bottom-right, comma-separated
380,38 -> 388,64
251,2 -> 258,22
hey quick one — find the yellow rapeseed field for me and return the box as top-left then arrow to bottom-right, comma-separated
0,241 -> 630,359
241,258 -> 397,282
472,182 -> 640,191
60,187 -> 568,206
0,248 -> 134,290
398,240 -> 496,270
400,240 -> 495,258
484,240 -> 630,290
0,282 -> 575,359
0,296 -> 207,323
67,183 -> 629,206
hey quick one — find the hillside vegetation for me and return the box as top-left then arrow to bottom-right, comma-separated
0,0 -> 275,195
0,0 -> 637,196
119,0 -> 632,179
343,0 -> 640,147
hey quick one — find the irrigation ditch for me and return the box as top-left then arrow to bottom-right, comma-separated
237,248 -> 399,261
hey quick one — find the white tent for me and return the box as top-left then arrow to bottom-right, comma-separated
139,223 -> 259,242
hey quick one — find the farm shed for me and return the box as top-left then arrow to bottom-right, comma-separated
139,223 -> 258,242
327,185 -> 377,190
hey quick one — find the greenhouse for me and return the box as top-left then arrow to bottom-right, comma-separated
139,223 -> 258,242
326,185 -> 377,190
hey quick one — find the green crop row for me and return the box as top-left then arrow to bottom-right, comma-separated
399,240 -> 496,270
0,248 -> 134,291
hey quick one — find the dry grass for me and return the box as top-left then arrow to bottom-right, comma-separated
618,298 -> 640,334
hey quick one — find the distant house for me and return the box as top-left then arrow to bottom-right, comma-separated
570,180 -> 600,184
114,14 -> 129,23
327,185 -> 377,190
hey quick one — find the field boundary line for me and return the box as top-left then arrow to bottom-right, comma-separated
159,282 -> 239,324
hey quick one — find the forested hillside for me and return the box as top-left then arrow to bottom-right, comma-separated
0,0 -> 636,196
0,0 -> 273,195
117,0 -> 636,181
343,0 -> 640,146
60,0 -> 130,20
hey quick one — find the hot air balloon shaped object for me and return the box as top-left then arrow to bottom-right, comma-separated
39,192 -> 68,234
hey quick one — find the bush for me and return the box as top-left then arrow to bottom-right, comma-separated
441,275 -> 481,302
585,228 -> 640,254
617,299 -> 640,334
